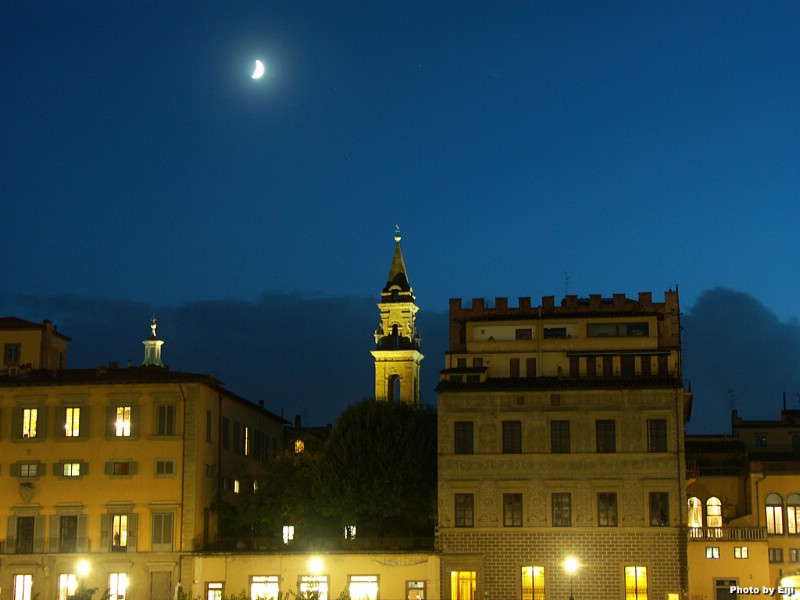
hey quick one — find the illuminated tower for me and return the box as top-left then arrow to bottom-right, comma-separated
142,315 -> 164,367
371,227 -> 423,406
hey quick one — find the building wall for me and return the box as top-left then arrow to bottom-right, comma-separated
0,372 -> 285,600
188,552 -> 440,600
438,292 -> 687,600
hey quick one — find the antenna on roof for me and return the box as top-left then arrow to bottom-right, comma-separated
564,272 -> 570,297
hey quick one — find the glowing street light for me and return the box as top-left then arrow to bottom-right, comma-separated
563,556 -> 579,600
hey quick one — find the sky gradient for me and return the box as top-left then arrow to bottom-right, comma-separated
3,2 -> 800,431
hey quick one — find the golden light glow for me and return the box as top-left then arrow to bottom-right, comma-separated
521,566 -> 545,600
308,556 -> 324,574
563,556 -> 579,575
76,560 -> 90,577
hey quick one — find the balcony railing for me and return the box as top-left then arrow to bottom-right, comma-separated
688,527 -> 766,541
210,536 -> 435,552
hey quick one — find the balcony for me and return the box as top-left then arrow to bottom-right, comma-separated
688,527 -> 766,541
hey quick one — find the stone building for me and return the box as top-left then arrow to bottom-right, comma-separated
436,292 -> 691,600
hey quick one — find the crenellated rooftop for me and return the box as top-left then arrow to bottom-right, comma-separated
449,290 -> 679,319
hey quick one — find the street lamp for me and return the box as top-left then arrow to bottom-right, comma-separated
563,556 -> 579,600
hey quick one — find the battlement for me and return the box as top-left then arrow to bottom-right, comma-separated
449,290 -> 678,320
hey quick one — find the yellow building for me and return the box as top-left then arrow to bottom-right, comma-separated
436,292 -> 690,600
0,317 -> 69,373
0,319 -> 286,600
686,409 -> 800,599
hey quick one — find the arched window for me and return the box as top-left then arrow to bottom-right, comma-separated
687,497 -> 703,529
706,497 -> 722,528
787,493 -> 800,535
766,493 -> 784,535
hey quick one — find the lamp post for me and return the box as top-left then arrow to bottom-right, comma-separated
563,556 -> 579,600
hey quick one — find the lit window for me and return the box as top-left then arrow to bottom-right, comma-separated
115,406 -> 131,437
787,493 -> 800,534
207,583 -> 223,600
706,497 -> 722,528
450,571 -> 476,600
767,493 -> 784,534
735,546 -> 749,559
22,408 -> 38,439
234,480 -> 240,493
65,407 -> 81,437
349,575 -> 378,600
282,525 -> 294,544
624,566 -> 647,600
790,548 -> 800,562
344,525 -> 357,540
705,546 -> 720,559
244,426 -> 250,456
294,439 -> 305,453
111,515 -> 128,551
521,566 -> 545,600
14,574 -> 33,600
108,573 -> 128,600
251,576 -> 279,600
63,462 -> 81,477
300,575 -> 329,600
58,574 -> 77,600
687,497 -> 703,530
407,581 -> 425,600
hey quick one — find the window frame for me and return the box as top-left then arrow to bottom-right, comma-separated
454,421 -> 474,454
598,492 -> 618,527
649,492 -> 670,527
502,420 -> 522,454
552,492 -> 572,527
550,420 -> 571,454
646,419 -> 667,452
454,493 -> 474,528
503,493 -> 523,527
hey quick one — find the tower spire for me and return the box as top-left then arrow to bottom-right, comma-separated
371,227 -> 423,406
142,314 -> 164,367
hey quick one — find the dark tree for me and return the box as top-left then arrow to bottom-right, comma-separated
315,400 -> 437,537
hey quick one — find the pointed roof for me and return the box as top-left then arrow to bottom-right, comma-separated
382,226 -> 413,295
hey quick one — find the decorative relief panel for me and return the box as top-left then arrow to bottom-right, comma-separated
477,480 -> 497,526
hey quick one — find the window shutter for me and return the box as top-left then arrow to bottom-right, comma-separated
12,407 -> 22,441
130,404 -> 140,438
10,463 -> 20,477
80,406 -> 89,438
54,462 -> 63,476
106,406 -> 116,437
128,514 -> 138,551
54,406 -> 66,437
34,515 -> 45,552
77,515 -> 88,552
49,515 -> 59,552
104,462 -> 113,475
100,514 -> 110,552
82,461 -> 89,476
129,461 -> 138,475
7,516 -> 17,552
37,407 -> 47,440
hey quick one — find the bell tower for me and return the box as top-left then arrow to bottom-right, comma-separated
371,227 -> 423,406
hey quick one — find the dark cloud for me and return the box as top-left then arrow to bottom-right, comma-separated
3,288 -> 798,433
0,293 -> 449,426
682,288 -> 800,433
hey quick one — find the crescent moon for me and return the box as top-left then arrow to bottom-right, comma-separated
251,59 -> 265,79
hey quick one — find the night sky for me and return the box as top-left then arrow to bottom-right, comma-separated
3,2 -> 800,432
